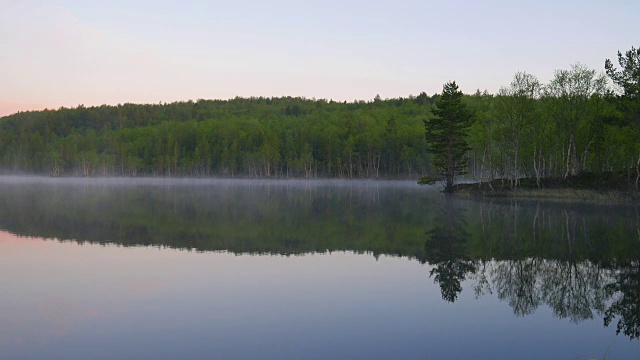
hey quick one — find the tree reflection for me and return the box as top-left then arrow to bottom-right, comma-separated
491,259 -> 541,316
604,261 -> 640,339
1,181 -> 640,339
423,200 -> 476,302
480,259 -> 610,322
607,207 -> 640,338
540,260 -> 607,322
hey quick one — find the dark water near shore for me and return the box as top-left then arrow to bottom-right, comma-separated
1,177 -> 639,359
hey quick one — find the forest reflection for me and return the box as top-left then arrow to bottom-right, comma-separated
423,198 -> 640,339
0,179 -> 638,339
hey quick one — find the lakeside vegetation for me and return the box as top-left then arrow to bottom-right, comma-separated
419,47 -> 639,193
0,47 -> 638,191
453,170 -> 640,203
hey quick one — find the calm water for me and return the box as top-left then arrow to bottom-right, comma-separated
1,177 -> 639,359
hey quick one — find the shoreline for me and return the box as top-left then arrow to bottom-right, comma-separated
454,183 -> 639,205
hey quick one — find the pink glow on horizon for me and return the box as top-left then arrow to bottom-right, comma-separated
0,101 -> 50,117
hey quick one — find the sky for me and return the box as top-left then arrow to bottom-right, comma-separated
1,0 -> 639,116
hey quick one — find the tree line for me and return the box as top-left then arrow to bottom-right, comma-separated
0,96 -> 433,178
1,47 -> 638,183
464,53 -> 639,189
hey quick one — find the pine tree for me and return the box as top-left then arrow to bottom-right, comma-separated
605,46 -> 640,188
423,81 -> 474,192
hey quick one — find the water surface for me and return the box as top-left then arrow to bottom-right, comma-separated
0,177 -> 639,359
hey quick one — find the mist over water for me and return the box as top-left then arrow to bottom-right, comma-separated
0,177 -> 638,359
0,175 -> 434,188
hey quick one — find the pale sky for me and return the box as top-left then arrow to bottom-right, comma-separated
1,0 -> 638,116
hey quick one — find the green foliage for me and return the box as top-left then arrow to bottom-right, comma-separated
544,63 -> 608,177
605,46 -> 640,103
0,97 -> 431,178
417,175 -> 441,185
424,81 -> 475,191
494,72 -> 541,187
605,46 -> 640,188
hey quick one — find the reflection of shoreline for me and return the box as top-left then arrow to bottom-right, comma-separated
456,185 -> 637,205
421,200 -> 621,335
477,259 -> 610,322
0,182 -> 636,260
423,201 -> 474,302
0,230 -> 48,245
1,181 -> 639,339
465,258 -> 640,340
422,198 -> 640,340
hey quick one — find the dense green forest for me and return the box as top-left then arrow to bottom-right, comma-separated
0,96 -> 433,178
1,47 -> 638,183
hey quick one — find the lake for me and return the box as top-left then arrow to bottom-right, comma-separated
1,177 -> 639,359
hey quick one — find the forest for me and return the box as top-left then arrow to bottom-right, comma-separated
0,47 -> 638,185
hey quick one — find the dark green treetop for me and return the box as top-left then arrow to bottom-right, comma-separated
422,81 -> 475,192
605,46 -> 640,127
606,46 -> 640,188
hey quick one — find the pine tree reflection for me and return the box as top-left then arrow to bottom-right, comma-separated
423,200 -> 476,302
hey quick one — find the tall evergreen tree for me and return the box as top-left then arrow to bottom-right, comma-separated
423,81 -> 475,192
605,46 -> 640,188
605,46 -> 640,118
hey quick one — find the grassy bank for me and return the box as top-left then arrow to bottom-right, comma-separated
453,171 -> 640,204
